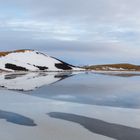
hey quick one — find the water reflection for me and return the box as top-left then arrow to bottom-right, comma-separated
1,72 -> 140,109
0,110 -> 36,126
94,72 -> 140,77
48,112 -> 140,140
28,72 -> 140,109
0,72 -> 74,91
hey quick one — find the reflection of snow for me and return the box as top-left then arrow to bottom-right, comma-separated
0,72 -> 74,91
0,72 -> 140,140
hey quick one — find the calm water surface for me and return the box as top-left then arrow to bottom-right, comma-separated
0,72 -> 140,140
25,72 -> 140,109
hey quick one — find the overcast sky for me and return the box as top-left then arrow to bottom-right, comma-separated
0,0 -> 140,65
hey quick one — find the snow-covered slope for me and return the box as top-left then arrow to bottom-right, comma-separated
0,50 -> 82,72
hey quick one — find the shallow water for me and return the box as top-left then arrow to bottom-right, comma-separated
25,72 -> 140,109
0,72 -> 140,140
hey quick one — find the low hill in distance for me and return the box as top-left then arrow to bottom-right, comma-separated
83,63 -> 140,71
0,49 -> 82,72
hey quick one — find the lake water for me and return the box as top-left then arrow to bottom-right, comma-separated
0,72 -> 140,140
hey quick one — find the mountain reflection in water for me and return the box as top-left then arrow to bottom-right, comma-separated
1,72 -> 140,109
0,72 -> 74,91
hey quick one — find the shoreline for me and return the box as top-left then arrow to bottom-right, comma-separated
91,70 -> 140,74
1,69 -> 140,74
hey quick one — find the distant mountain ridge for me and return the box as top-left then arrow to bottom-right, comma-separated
83,63 -> 140,71
0,49 -> 82,72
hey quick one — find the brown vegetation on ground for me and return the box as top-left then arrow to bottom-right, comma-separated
0,49 -> 32,57
83,63 -> 140,71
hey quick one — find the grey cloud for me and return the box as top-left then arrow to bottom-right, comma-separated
0,0 -> 140,65
1,0 -> 140,22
